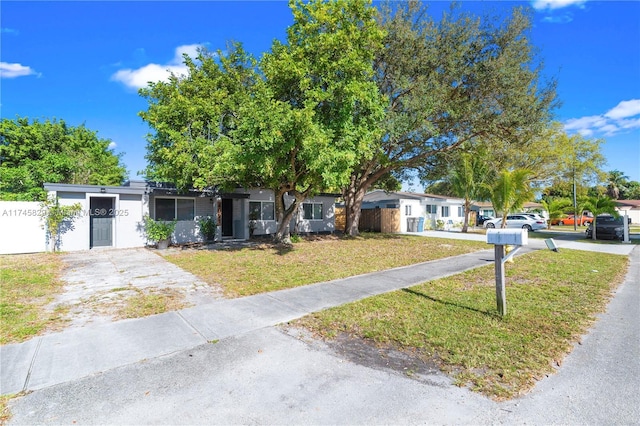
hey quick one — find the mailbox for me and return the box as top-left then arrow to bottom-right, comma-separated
486,228 -> 528,246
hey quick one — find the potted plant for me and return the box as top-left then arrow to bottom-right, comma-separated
143,215 -> 176,249
249,211 -> 259,238
198,216 -> 217,243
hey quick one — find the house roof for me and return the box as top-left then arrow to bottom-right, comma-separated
615,200 -> 640,209
363,189 -> 463,203
45,181 -> 225,197
472,201 -> 543,210
44,182 -> 147,196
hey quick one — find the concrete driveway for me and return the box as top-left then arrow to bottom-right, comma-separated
50,248 -> 222,329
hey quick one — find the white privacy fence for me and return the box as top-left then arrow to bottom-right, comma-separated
0,201 -> 48,254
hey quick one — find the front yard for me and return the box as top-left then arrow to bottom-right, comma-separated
164,234 -> 487,297
296,248 -> 628,399
0,234 -> 630,400
0,253 -> 68,345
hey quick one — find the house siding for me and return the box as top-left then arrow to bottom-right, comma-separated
293,196 -> 336,234
241,189 -> 337,237
149,195 -> 216,244
116,194 -> 146,248
1,183 -> 337,254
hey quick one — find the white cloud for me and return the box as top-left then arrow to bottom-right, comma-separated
541,14 -> 573,24
531,0 -> 587,11
604,99 -> 640,120
1,28 -> 19,35
111,44 -> 203,89
108,141 -> 117,150
564,99 -> 640,137
0,62 -> 37,78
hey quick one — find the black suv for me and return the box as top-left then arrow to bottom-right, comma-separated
585,215 -> 625,240
476,215 -> 493,226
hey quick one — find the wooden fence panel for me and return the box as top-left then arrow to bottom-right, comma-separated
359,209 -> 380,232
334,207 -> 346,232
381,208 -> 400,233
333,207 -> 400,233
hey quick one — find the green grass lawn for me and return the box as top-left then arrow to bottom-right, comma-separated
296,249 -> 629,400
0,254 -> 69,344
165,233 -> 488,297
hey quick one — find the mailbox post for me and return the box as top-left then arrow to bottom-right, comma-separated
486,229 -> 528,316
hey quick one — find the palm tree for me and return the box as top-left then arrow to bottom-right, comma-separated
606,170 -> 629,200
485,169 -> 534,229
540,197 -> 572,229
582,196 -> 618,240
448,152 -> 490,233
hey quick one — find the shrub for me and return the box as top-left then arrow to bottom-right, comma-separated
198,216 -> 217,242
143,215 -> 176,243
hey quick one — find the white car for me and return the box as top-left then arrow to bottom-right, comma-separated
484,214 -> 547,231
518,212 -> 546,222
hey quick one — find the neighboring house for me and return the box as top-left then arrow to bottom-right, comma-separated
361,190 -> 466,231
0,181 -> 337,254
471,201 -> 547,219
615,200 -> 640,224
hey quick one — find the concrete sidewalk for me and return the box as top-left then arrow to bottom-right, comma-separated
411,230 -> 637,255
1,249 -> 499,395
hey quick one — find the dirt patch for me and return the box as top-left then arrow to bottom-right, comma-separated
45,248 -> 223,330
283,326 -> 452,388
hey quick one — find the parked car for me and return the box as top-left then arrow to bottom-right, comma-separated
550,213 -> 593,226
476,214 -> 493,226
517,213 -> 547,224
585,215 -> 625,240
484,214 -> 547,231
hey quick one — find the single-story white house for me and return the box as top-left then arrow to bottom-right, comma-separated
361,190 -> 467,232
0,181 -> 337,254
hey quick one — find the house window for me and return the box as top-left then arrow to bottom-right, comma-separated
483,209 -> 494,217
426,205 -> 437,214
457,206 -> 464,217
441,206 -> 450,217
249,201 -> 275,221
303,203 -> 323,220
155,198 -> 194,221
405,205 -> 412,216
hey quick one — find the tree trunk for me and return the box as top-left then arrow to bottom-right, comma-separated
343,162 -> 396,237
273,188 -> 304,244
461,199 -> 471,233
343,174 -> 371,237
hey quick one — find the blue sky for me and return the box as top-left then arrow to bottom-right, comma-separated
2,0 -> 639,186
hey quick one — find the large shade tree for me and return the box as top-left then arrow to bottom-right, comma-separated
140,0 -> 385,243
342,1 -> 557,235
0,117 -> 127,201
